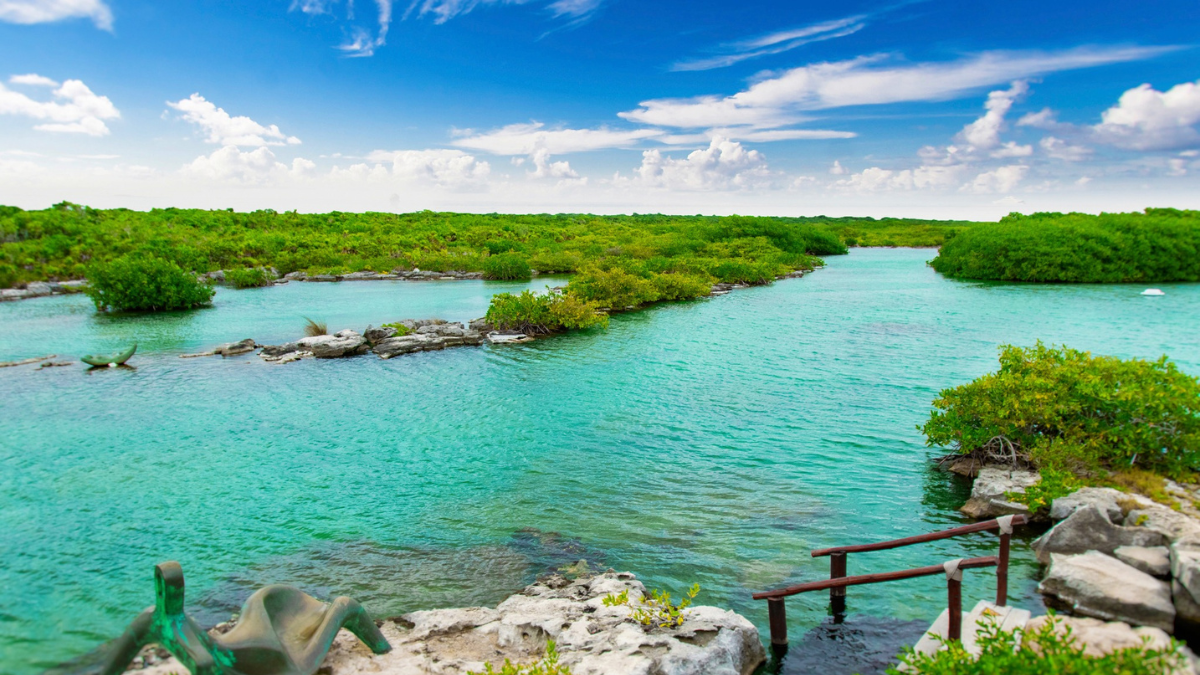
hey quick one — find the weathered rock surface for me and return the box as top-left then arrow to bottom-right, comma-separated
0,279 -> 88,302
1049,487 -> 1143,523
1171,542 -> 1200,608
1038,551 -> 1175,633
126,572 -> 766,675
1033,505 -> 1168,564
216,339 -> 258,356
1131,508 -> 1200,544
1175,579 -> 1200,625
364,325 -> 398,344
1022,615 -> 1195,673
1114,546 -> 1171,578
301,331 -> 370,358
959,466 -> 1040,519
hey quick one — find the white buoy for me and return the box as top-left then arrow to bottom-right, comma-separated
1141,288 -> 1165,296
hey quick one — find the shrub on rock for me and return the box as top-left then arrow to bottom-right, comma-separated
86,255 -> 214,312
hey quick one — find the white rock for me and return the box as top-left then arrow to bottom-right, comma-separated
959,466 -> 1039,519
1114,546 -> 1171,578
1033,505 -> 1167,564
1049,487 -> 1143,523
1038,551 -> 1175,633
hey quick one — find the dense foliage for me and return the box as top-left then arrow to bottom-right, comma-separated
891,614 -> 1184,674
923,343 -> 1200,499
224,267 -> 273,288
482,251 -> 533,280
485,289 -> 609,334
930,208 -> 1200,282
86,255 -> 215,312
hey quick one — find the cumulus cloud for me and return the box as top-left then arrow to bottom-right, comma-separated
0,76 -> 119,136
621,136 -> 771,191
829,160 -> 847,175
453,123 -> 661,155
333,149 -> 491,189
672,15 -> 866,72
956,81 -> 1028,150
1039,136 -> 1091,161
528,148 -> 585,185
1016,107 -> 1065,130
1091,79 -> 1200,151
833,164 -> 965,192
962,164 -> 1028,194
620,47 -> 1168,130
184,146 -> 316,183
0,0 -> 112,30
168,94 -> 301,147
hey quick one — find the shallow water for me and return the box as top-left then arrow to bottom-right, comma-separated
2,249 -> 1198,675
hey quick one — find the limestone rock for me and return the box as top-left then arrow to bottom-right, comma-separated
364,325 -> 398,345
959,466 -> 1040,519
1174,579 -> 1200,625
1130,507 -> 1200,544
1049,487 -> 1140,523
1114,546 -> 1171,578
129,572 -> 766,675
215,339 -> 257,357
1171,542 -> 1200,608
1038,551 -> 1175,633
299,331 -> 369,358
24,281 -> 53,297
1032,505 -> 1167,564
1022,615 -> 1194,674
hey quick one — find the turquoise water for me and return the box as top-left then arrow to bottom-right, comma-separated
2,248 -> 1198,675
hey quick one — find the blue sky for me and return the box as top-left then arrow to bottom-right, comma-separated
0,0 -> 1197,218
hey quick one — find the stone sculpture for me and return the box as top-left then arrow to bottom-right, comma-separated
100,561 -> 391,675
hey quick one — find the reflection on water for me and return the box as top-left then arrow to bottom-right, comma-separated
2,251 -> 1199,675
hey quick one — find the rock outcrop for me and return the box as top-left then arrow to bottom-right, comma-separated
1021,615 -> 1195,673
124,572 -> 766,675
1038,551 -> 1176,633
1032,505 -> 1167,564
374,322 -> 485,359
1114,546 -> 1171,578
959,466 -> 1040,519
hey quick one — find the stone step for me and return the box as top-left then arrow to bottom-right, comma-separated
911,600 -> 1032,659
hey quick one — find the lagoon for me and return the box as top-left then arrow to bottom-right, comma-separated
2,248 -> 1199,675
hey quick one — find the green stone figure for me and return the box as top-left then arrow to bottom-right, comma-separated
100,562 -> 391,675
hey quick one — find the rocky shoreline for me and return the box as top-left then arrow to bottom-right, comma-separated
123,571 -> 766,675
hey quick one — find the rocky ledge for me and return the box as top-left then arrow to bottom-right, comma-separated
0,279 -> 88,302
127,571 -> 766,675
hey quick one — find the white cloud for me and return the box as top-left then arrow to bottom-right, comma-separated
620,47 -> 1169,130
528,148 -> 585,185
406,0 -> 604,25
1016,107 -> 1063,130
1092,79 -> 1200,151
829,160 -> 847,175
168,94 -> 301,147
0,0 -> 112,30
546,0 -> 602,19
339,0 -> 391,57
184,146 -> 316,183
1039,136 -> 1091,161
991,142 -> 1032,158
290,0 -> 336,14
9,73 -> 58,87
0,76 -> 119,136
453,123 -> 661,155
672,16 -> 866,72
340,148 -> 492,189
963,164 -> 1028,194
834,164 -> 965,192
956,80 -> 1028,150
621,136 -> 771,191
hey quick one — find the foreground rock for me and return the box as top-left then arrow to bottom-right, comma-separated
126,571 -> 766,675
1039,551 -> 1175,633
1033,505 -> 1167,564
959,466 -> 1039,519
1022,615 -> 1195,673
374,322 -> 485,359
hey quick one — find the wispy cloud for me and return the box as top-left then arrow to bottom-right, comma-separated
405,0 -> 604,25
672,16 -> 867,72
341,0 -> 392,57
452,122 -> 661,155
0,0 -> 113,30
623,46 -> 1174,129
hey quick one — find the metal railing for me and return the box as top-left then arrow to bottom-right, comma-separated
751,514 -> 1026,646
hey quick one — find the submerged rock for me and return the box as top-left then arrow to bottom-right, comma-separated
1032,505 -> 1167,564
1038,551 -> 1175,633
959,466 -> 1039,519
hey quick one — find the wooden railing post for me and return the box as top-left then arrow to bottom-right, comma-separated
996,531 -> 1010,607
830,552 -> 847,617
767,598 -> 788,646
947,576 -> 962,642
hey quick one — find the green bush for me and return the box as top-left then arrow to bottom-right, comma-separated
483,252 -> 532,280
650,272 -> 713,301
225,267 -> 273,288
0,263 -> 16,288
603,583 -> 701,630
485,289 -> 607,334
922,342 -> 1200,481
930,208 -> 1200,282
381,322 -> 413,336
571,267 -> 658,309
468,640 -> 570,675
891,613 -> 1184,674
86,256 -> 214,312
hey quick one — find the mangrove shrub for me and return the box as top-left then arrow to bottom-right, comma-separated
225,267 -> 273,288
485,289 -> 608,334
483,252 -> 532,280
86,255 -> 215,312
922,342 -> 1200,480
930,208 -> 1200,283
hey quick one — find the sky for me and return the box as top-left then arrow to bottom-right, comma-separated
0,0 -> 1198,219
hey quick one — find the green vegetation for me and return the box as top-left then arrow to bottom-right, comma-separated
603,583 -> 700,630
85,255 -> 215,312
468,640 -> 571,675
923,342 -> 1200,513
485,288 -> 608,334
483,252 -> 533,280
381,321 -> 413,336
826,218 -> 974,248
930,208 -> 1200,282
302,317 -> 327,337
224,267 -> 273,288
891,614 -> 1184,674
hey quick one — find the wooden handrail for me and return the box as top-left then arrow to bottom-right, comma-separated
752,556 -> 997,600
811,515 -> 1028,557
